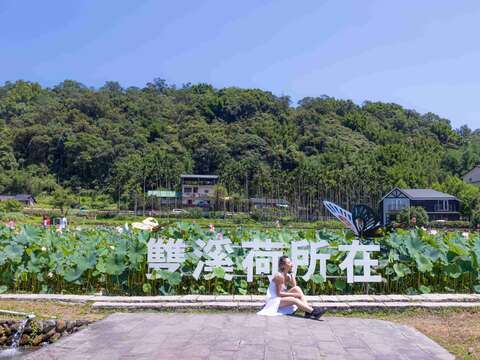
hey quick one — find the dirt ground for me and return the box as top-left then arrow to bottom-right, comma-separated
0,300 -> 111,321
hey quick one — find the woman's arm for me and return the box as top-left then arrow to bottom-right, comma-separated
289,272 -> 297,288
274,273 -> 300,298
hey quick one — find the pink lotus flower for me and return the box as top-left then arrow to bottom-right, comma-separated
209,224 -> 215,232
217,232 -> 223,240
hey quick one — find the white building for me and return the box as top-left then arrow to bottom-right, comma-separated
181,174 -> 218,206
463,165 -> 480,185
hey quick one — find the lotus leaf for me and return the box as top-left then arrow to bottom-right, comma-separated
63,266 -> 86,282
473,238 -> 480,266
212,267 -> 226,279
204,273 -> 215,280
99,253 -> 126,275
413,253 -> 433,273
444,263 -> 462,278
311,274 -> 324,284
419,285 -> 431,294
143,283 -> 152,293
167,272 -> 182,286
239,279 -> 248,289
393,263 -> 411,278
335,278 -> 346,291
4,243 -> 24,262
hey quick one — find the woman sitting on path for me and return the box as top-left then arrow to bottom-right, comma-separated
257,255 -> 326,319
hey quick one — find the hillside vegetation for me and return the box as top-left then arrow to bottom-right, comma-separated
0,79 -> 479,215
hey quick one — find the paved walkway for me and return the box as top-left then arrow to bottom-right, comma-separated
24,313 -> 453,360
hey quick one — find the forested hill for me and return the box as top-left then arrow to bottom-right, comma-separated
0,79 -> 479,210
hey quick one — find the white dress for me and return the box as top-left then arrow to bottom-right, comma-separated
257,277 -> 297,316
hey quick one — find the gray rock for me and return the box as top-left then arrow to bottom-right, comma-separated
0,336 -> 8,346
19,334 -> 29,346
45,328 -> 56,339
75,320 -> 89,327
23,323 -> 32,334
56,320 -> 66,332
42,320 -> 56,333
50,333 -> 61,343
31,334 -> 46,346
66,320 -> 75,332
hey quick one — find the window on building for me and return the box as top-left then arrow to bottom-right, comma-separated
384,198 -> 409,211
184,187 -> 192,193
436,200 -> 449,211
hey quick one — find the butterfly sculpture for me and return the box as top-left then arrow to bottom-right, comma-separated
323,201 -> 382,238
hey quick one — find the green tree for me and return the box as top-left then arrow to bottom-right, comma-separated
471,208 -> 480,229
50,186 -> 77,213
397,206 -> 429,227
433,176 -> 480,218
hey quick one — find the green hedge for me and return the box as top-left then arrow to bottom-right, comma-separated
430,220 -> 470,229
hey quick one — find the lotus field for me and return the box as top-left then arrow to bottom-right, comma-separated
0,223 -> 479,296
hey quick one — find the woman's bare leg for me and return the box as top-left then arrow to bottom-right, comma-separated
279,296 -> 313,313
288,286 -> 306,303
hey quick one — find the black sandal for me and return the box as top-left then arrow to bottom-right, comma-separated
311,306 -> 326,319
304,311 -> 313,318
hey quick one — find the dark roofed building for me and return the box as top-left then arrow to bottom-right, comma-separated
379,188 -> 460,225
463,165 -> 480,185
0,194 -> 36,206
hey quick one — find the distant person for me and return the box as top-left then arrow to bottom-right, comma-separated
6,219 -> 15,229
59,215 -> 68,230
42,215 -> 48,228
257,255 -> 326,319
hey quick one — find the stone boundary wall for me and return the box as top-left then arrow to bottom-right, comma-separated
1,293 -> 480,303
0,319 -> 90,347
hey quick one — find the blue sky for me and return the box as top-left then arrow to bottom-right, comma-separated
1,0 -> 479,129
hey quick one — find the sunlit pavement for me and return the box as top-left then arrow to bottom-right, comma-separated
24,313 -> 453,360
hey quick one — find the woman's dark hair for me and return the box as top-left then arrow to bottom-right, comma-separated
278,255 -> 290,272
